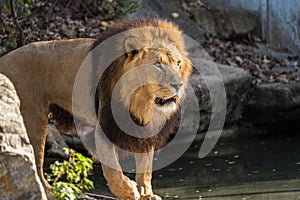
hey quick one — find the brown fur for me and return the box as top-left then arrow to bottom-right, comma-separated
0,18 -> 192,200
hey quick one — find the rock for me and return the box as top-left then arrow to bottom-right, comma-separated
45,125 -> 69,159
0,74 -> 47,200
62,134 -> 87,153
45,124 -> 89,159
189,6 -> 257,39
218,63 -> 253,124
188,59 -> 252,132
242,83 -> 300,124
131,0 -> 206,44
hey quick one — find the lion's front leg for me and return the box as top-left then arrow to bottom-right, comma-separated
102,164 -> 140,200
134,147 -> 162,200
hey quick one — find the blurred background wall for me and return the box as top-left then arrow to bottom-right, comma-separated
202,0 -> 300,54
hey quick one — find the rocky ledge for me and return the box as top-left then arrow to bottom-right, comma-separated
242,82 -> 300,127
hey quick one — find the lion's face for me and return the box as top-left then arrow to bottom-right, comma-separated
113,48 -> 192,126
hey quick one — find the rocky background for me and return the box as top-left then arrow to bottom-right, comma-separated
0,0 -> 300,199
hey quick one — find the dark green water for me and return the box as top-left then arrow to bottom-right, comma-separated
48,129 -> 300,199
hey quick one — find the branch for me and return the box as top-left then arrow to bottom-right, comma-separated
10,0 -> 25,46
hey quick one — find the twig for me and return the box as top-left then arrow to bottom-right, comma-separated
79,0 -> 95,18
0,13 -> 7,33
59,0 -> 73,15
82,193 -> 119,200
10,0 -> 25,46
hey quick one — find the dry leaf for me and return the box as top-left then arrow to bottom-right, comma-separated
171,12 -> 179,19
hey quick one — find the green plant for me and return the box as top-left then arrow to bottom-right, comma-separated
45,148 -> 94,200
119,0 -> 139,18
98,0 -> 139,20
1,0 -> 35,50
3,0 -> 35,46
61,23 -> 76,38
3,0 -> 35,10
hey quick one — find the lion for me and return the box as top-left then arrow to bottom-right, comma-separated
0,18 -> 192,200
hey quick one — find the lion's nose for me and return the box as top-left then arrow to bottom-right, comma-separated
170,82 -> 183,92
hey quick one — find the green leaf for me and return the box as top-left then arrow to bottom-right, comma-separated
46,149 -> 94,199
4,38 -> 17,51
23,9 -> 31,18
63,147 -> 70,155
3,0 -> 10,11
75,153 -> 83,160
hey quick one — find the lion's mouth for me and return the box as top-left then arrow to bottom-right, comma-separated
155,96 -> 177,107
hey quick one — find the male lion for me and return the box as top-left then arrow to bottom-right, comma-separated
0,18 -> 192,200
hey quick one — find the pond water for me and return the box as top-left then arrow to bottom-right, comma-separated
87,130 -> 300,199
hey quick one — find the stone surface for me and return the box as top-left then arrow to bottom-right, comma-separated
200,0 -> 300,54
242,83 -> 300,124
131,0 -> 206,44
188,6 -> 257,39
0,73 -> 47,200
188,59 -> 252,132
45,125 -> 69,159
46,125 -> 87,158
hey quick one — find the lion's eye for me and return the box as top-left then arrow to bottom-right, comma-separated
177,60 -> 182,69
154,62 -> 163,70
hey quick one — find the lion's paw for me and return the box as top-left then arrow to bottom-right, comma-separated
140,194 -> 162,200
109,180 -> 140,200
130,180 -> 141,200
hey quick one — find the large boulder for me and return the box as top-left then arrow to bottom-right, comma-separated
187,5 -> 257,39
188,59 -> 252,132
242,82 -> 300,125
0,74 -> 47,200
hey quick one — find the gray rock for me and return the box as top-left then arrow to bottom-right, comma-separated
46,125 -> 69,159
0,74 -> 47,200
46,125 -> 87,157
131,0 -> 206,44
189,6 -> 257,39
188,59 -> 252,132
242,83 -> 300,124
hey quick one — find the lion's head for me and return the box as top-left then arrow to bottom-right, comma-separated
99,19 -> 192,124
96,18 -> 192,151
120,48 -> 191,127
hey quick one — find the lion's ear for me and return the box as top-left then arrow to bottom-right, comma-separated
124,37 -> 140,57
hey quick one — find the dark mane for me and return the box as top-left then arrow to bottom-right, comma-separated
100,103 -> 180,153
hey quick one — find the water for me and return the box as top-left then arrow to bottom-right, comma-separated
86,130 -> 300,199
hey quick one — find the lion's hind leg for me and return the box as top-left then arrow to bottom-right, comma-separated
19,97 -> 51,190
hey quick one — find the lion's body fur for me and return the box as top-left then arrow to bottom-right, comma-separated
0,18 -> 192,200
